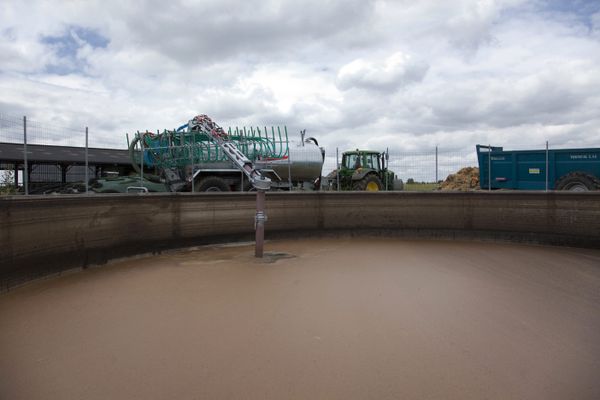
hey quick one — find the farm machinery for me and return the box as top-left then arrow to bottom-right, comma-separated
324,149 -> 403,191
476,144 -> 600,191
91,115 -> 325,193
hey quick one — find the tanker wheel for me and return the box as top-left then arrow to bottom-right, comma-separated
555,172 -> 600,192
236,179 -> 254,192
195,176 -> 230,192
353,175 -> 383,191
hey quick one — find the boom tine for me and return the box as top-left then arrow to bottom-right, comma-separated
284,126 -> 289,157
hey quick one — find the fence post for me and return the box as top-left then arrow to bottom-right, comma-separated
385,147 -> 389,190
435,145 -> 438,184
336,147 -> 340,191
545,141 -> 549,192
140,132 -> 144,187
23,116 -> 28,195
488,144 -> 491,191
85,127 -> 89,194
287,127 -> 292,191
191,131 -> 195,192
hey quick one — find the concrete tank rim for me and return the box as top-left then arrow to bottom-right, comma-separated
2,192 -> 599,292
2,231 -> 597,295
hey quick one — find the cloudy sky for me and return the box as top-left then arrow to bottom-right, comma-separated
1,0 -> 600,156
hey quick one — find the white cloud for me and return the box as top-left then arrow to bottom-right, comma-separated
1,0 -> 599,160
336,52 -> 428,92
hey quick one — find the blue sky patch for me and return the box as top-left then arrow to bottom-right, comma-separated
541,0 -> 600,29
41,26 -> 109,75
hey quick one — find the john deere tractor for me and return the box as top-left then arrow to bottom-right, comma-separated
328,149 -> 403,191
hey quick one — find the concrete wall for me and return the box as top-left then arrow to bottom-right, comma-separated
2,192 -> 599,291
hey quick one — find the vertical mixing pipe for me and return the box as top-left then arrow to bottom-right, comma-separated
255,190 -> 267,257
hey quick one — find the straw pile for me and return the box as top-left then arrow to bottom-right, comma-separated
440,167 -> 480,191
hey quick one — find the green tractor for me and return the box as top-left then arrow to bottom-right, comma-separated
328,149 -> 403,191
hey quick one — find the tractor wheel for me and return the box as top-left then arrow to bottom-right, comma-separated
353,175 -> 383,191
555,172 -> 600,191
196,176 -> 230,192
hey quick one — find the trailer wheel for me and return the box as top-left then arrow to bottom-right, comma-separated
235,180 -> 254,192
555,172 -> 600,191
196,176 -> 230,192
353,175 -> 383,191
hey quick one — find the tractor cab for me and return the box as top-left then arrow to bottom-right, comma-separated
342,150 -> 382,171
335,150 -> 399,191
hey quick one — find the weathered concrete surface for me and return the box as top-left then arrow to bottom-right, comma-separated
1,192 -> 599,290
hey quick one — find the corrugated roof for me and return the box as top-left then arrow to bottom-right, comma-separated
0,142 -> 131,165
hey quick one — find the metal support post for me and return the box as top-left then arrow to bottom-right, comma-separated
191,134 -> 195,192
14,163 -> 18,188
85,127 -> 89,194
488,144 -> 491,191
140,132 -> 144,187
385,147 -> 389,190
435,146 -> 438,184
285,127 -> 292,191
255,190 -> 267,258
61,164 -> 67,184
545,141 -> 549,192
23,116 -> 28,195
336,147 -> 340,191
287,147 -> 292,191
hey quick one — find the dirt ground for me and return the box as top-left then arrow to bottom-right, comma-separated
1,238 -> 599,400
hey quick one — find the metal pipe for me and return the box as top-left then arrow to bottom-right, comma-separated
336,147 -> 340,191
545,141 -> 549,192
435,145 -> 438,184
23,116 -> 28,195
287,154 -> 292,191
140,132 -> 144,187
191,131 -> 195,192
286,127 -> 291,190
85,127 -> 89,194
488,144 -> 491,191
255,190 -> 266,258
385,147 -> 389,190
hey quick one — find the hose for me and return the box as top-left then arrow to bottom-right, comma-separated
128,135 -> 162,183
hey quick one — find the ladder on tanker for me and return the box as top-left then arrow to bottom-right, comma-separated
187,115 -> 271,191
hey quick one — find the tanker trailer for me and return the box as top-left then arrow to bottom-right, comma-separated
191,135 -> 325,191
91,117 -> 325,193
248,134 -> 325,191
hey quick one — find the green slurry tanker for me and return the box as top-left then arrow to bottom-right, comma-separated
91,115 -> 325,193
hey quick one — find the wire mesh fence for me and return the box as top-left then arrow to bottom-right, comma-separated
0,113 -> 24,144
319,140 -> 599,192
1,112 -> 598,194
0,113 -> 94,194
0,113 -> 87,147
322,147 -> 478,190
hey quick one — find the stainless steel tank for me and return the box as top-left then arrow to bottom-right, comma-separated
256,139 -> 325,183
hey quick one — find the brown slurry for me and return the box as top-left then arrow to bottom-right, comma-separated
1,238 -> 599,399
